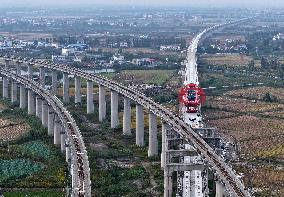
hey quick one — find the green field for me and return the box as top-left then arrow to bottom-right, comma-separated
3,191 -> 64,197
0,159 -> 44,183
113,70 -> 177,86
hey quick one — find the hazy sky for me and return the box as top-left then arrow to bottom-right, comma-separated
1,0 -> 284,8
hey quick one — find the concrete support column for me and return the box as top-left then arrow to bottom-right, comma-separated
71,161 -> 78,190
63,73 -> 70,103
86,80 -> 94,114
136,104 -> 144,147
54,116 -> 61,145
60,130 -> 66,153
28,90 -> 35,115
19,85 -> 27,109
216,181 -> 226,197
16,62 -> 21,75
51,70 -> 57,95
39,67 -> 45,87
48,107 -> 55,136
164,170 -> 173,197
4,60 -> 10,69
42,100 -> 48,127
111,91 -> 119,128
36,96 -> 42,120
75,76 -> 81,104
123,97 -> 131,135
11,80 -> 17,103
2,77 -> 9,99
161,122 -> 167,168
28,64 -> 33,79
99,85 -> 106,122
3,60 -> 10,100
148,113 -> 158,157
65,144 -> 71,163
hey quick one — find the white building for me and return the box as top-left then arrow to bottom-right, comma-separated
110,54 -> 125,65
52,55 -> 66,62
120,42 -> 128,48
51,43 -> 59,48
132,58 -> 155,66
62,47 -> 75,56
160,45 -> 181,51
4,40 -> 13,47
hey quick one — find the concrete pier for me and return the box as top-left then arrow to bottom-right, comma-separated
36,96 -> 42,120
136,104 -> 144,147
54,116 -> 61,145
63,73 -> 70,103
60,130 -> 66,153
19,85 -> 27,109
164,170 -> 173,197
11,81 -> 17,103
148,113 -> 158,157
51,70 -> 57,94
16,61 -> 21,75
71,162 -> 78,189
48,107 -> 55,136
65,145 -> 71,163
39,67 -> 45,87
123,97 -> 131,135
161,122 -> 166,168
99,85 -> 106,122
3,60 -> 10,99
111,91 -> 119,128
28,90 -> 35,115
86,80 -> 94,114
2,77 -> 9,99
75,76 -> 81,104
4,59 -> 10,69
42,100 -> 48,127
28,64 -> 33,79
216,181 -> 226,197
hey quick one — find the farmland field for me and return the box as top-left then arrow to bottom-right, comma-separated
0,32 -> 54,41
112,70 -> 177,86
201,52 -> 284,196
200,54 -> 254,67
224,86 -> 284,102
0,103 -> 67,193
0,103 -> 7,111
0,118 -> 30,141
206,96 -> 284,113
207,115 -> 284,157
199,72 -> 279,88
16,141 -> 53,160
203,85 -> 284,196
0,159 -> 44,183
90,47 -> 182,56
4,191 -> 64,197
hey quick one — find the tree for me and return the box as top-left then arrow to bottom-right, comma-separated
261,57 -> 270,69
248,60 -> 255,71
263,93 -> 276,103
278,64 -> 284,79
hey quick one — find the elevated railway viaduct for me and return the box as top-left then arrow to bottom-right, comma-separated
0,55 -> 251,196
